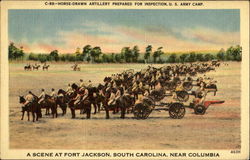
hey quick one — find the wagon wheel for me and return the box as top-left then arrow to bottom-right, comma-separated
133,103 -> 153,119
194,104 -> 206,115
176,91 -> 189,102
169,103 -> 185,119
152,94 -> 165,101
183,82 -> 193,91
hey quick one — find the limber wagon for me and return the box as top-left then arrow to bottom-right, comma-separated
133,89 -> 224,120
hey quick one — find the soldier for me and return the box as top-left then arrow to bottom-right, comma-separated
87,80 -> 92,88
195,82 -> 205,97
192,90 -> 207,106
24,91 -> 35,106
66,83 -> 73,95
81,87 -> 89,102
73,92 -> 83,105
50,88 -> 57,100
108,88 -> 116,106
79,79 -> 85,89
38,89 -> 46,104
115,87 -> 121,101
132,82 -> 138,92
106,83 -> 112,92
72,63 -> 78,70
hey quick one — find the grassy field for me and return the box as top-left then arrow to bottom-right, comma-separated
9,62 -> 241,149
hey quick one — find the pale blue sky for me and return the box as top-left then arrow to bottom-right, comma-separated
9,9 -> 240,53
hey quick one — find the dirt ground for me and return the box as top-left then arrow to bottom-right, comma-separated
9,62 -> 241,149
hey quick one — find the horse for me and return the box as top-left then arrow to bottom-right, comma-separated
43,65 -> 50,71
102,93 -> 135,119
67,84 -> 94,119
90,87 -> 104,114
68,95 -> 92,119
32,65 -> 40,70
71,65 -> 80,71
19,96 -> 42,122
39,94 -> 58,118
57,89 -> 70,115
24,65 -> 31,71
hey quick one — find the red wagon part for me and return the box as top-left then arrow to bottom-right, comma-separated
203,100 -> 225,108
194,100 -> 225,115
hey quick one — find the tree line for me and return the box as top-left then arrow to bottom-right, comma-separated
9,43 -> 242,63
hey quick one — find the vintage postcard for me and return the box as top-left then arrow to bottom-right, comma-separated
1,0 -> 249,159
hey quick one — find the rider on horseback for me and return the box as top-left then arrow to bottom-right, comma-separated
50,88 -> 57,100
108,88 -> 116,106
79,79 -> 86,88
74,87 -> 89,105
38,89 -> 46,104
23,91 -> 35,106
66,83 -> 73,95
87,80 -> 92,88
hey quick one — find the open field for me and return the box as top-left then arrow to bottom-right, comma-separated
9,62 -> 241,149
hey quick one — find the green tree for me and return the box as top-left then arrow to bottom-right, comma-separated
38,54 -> 48,63
168,53 -> 177,63
28,53 -> 38,61
82,45 -> 92,61
49,50 -> 59,61
196,53 -> 204,62
153,47 -> 164,63
144,45 -> 152,63
226,46 -> 234,60
121,47 -> 132,62
216,48 -> 226,61
132,45 -> 140,62
8,42 -> 24,60
232,45 -> 242,61
115,54 -> 122,63
204,53 -> 214,61
179,54 -> 188,63
91,46 -> 102,62
187,52 -> 196,62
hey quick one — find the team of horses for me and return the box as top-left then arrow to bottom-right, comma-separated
24,64 -> 50,71
19,60 -> 223,122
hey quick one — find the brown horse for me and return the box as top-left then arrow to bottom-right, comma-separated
19,96 -> 42,122
57,89 -> 70,115
39,95 -> 58,118
32,65 -> 40,70
24,65 -> 32,71
68,84 -> 95,119
43,65 -> 50,71
102,93 -> 135,119
68,96 -> 92,119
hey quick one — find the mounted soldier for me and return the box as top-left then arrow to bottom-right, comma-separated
50,88 -> 57,100
66,83 -> 73,95
23,91 -> 35,106
38,89 -> 46,104
87,80 -> 92,88
79,79 -> 86,89
73,86 -> 88,106
108,88 -> 116,106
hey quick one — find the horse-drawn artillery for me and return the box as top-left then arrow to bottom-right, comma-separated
19,61 -> 225,122
133,90 -> 224,120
